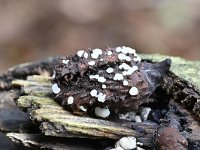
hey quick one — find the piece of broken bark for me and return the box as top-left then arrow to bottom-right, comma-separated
53,47 -> 171,116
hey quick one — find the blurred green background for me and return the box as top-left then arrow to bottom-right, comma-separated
0,0 -> 200,72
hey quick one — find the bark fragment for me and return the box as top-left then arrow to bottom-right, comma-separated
53,47 -> 171,116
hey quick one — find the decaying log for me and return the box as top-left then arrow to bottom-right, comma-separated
0,54 -> 200,150
12,75 -> 157,147
11,74 -> 200,149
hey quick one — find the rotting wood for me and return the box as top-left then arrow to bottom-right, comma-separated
11,74 -> 200,149
1,54 -> 200,149
12,75 -> 158,148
